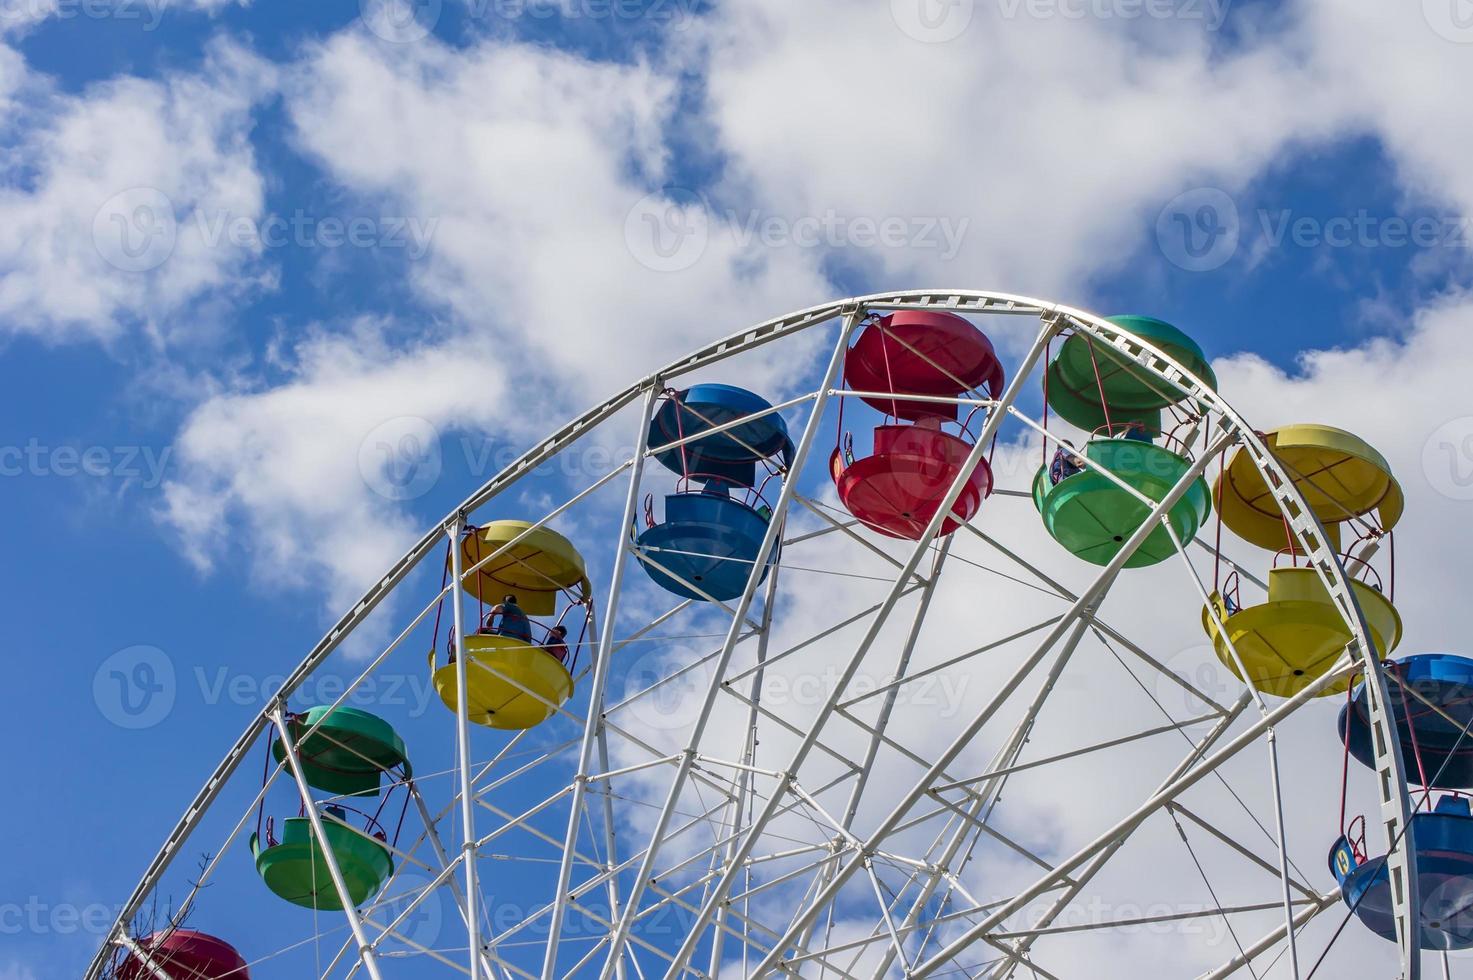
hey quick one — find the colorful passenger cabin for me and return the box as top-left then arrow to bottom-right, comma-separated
115,929 -> 249,980
1203,567 -> 1402,698
634,384 -> 794,601
1341,654 -> 1473,789
1043,314 -> 1216,434
454,520 -> 591,616
1205,424 -> 1405,697
1215,424 -> 1404,555
1032,425 -> 1212,568
432,521 -> 590,730
1331,795 -> 1473,950
270,705 -> 410,798
251,805 -> 394,910
831,311 -> 1003,540
251,706 -> 406,910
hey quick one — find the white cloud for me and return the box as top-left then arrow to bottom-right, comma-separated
1297,1 -> 1473,220
0,38 -> 274,344
161,318 -> 511,619
1213,290 -> 1473,653
154,28 -> 835,623
282,29 -> 832,396
684,1 -> 1351,300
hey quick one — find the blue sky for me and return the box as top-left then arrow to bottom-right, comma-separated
5,1 -> 1473,978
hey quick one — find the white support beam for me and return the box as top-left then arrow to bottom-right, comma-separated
270,703 -> 387,980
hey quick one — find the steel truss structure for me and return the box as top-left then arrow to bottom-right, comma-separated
88,291 -> 1422,980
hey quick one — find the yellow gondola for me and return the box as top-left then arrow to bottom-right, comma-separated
1203,567 -> 1403,697
430,521 -> 590,730
430,633 -> 575,730
1214,424 -> 1404,553
1204,423 -> 1405,697
454,520 -> 590,615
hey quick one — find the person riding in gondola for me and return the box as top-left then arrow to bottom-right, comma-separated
1119,420 -> 1154,443
1049,441 -> 1086,486
482,594 -> 532,643
543,625 -> 570,664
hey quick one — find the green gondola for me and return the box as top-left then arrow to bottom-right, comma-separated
250,814 -> 393,911
1033,436 -> 1211,568
270,705 -> 410,798
1044,315 -> 1216,432
252,706 -> 408,911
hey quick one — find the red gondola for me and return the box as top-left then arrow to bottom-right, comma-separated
116,929 -> 249,980
831,311 -> 1003,540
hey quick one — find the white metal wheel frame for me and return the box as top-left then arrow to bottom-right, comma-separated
85,290 -> 1423,980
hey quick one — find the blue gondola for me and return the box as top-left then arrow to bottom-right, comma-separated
1330,796 -> 1473,950
635,385 -> 793,601
1339,654 -> 1473,790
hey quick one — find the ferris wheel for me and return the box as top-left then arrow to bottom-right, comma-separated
89,290 -> 1471,980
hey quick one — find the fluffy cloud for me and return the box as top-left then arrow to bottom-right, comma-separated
1296,1 -> 1473,220
0,38 -> 273,345
1214,291 -> 1473,652
686,1 -> 1351,300
283,29 -> 831,393
154,28 -> 834,620
160,319 -> 511,618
